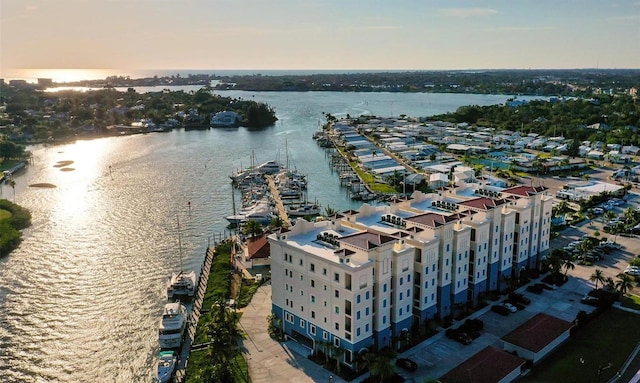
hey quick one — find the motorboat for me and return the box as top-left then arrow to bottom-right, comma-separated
158,302 -> 188,349
287,203 -> 321,217
156,350 -> 177,383
166,270 -> 196,300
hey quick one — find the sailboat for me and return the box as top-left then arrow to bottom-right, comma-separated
166,216 -> 196,301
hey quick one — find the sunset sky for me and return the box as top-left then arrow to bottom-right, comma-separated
2,0 -> 639,78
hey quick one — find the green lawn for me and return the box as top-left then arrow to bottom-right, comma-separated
522,308 -> 640,383
621,294 -> 640,311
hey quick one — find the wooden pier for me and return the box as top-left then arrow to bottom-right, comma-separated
174,246 -> 215,383
265,175 -> 291,227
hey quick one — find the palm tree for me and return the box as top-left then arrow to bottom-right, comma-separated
365,353 -> 395,383
615,273 -> 634,296
604,210 -> 617,222
332,345 -> 345,373
562,255 -> 575,277
323,205 -> 336,217
590,268 -> 606,290
623,207 -> 640,223
243,220 -> 263,238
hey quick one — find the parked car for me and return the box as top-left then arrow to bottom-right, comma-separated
502,302 -> 518,313
580,294 -> 600,306
625,266 -> 640,276
396,358 -> 418,372
526,284 -> 544,294
445,328 -> 472,345
534,282 -> 554,290
508,292 -> 531,305
464,318 -> 484,331
491,304 -> 510,316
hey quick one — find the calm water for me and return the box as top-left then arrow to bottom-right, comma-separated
0,91 -> 526,382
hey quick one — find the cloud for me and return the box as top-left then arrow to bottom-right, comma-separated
441,8 -> 498,17
484,26 -> 555,32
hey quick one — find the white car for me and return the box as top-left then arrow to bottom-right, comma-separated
502,302 -> 518,313
624,266 -> 640,276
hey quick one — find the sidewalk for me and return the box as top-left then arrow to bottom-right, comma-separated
239,283 -> 347,383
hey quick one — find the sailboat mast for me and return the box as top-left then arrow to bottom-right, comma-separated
177,215 -> 183,272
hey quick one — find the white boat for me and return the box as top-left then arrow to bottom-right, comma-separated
167,270 -> 196,300
156,350 -> 177,383
158,302 -> 188,349
287,203 -> 321,217
167,217 -> 197,300
226,199 -> 274,225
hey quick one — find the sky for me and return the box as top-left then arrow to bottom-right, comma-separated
1,0 -> 640,79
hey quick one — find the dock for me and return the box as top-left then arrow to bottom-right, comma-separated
174,246 -> 215,383
265,175 -> 291,227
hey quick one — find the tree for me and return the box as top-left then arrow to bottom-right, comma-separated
604,210 -> 617,222
590,268 -> 606,290
615,273 -> 634,296
243,220 -> 263,238
562,255 -> 575,276
323,205 -> 336,217
365,352 -> 395,383
332,345 -> 345,373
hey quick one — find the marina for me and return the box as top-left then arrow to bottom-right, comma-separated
0,90 -> 529,383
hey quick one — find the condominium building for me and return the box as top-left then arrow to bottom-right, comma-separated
269,183 -> 552,367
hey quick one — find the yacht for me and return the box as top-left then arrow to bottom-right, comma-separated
166,270 -> 196,300
158,302 -> 188,349
156,350 -> 177,383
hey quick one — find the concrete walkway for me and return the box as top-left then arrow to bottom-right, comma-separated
239,282 -> 346,383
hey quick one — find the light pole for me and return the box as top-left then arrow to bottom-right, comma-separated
329,375 -> 333,383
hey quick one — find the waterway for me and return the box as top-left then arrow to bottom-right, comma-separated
0,90 -> 533,382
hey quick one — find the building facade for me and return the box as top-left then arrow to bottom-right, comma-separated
269,184 -> 552,367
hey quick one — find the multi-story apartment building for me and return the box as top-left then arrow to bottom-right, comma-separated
269,183 -> 552,368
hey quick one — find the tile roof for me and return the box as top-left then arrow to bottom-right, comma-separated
502,185 -> 547,197
458,197 -> 507,210
247,234 -> 271,260
439,346 -> 526,383
339,231 -> 397,250
502,313 -> 573,353
405,212 -> 467,228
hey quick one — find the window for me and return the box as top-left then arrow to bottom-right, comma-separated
311,296 -> 315,303
310,324 -> 316,335
356,328 -> 361,336
365,307 -> 370,316
300,319 -> 305,328
334,338 -> 340,347
299,259 -> 303,266
382,315 -> 386,324
335,290 -> 340,298
300,290 -> 304,296
446,244 -> 450,252
324,284 -> 327,291
399,308 -> 403,315
310,263 -> 315,272
356,295 -> 361,304
323,331 -> 328,340
366,291 -> 370,300
311,280 -> 315,288
365,323 -> 370,332
335,322 -> 340,330
311,311 -> 316,319
323,268 -> 327,275
383,299 -> 387,308
446,259 -> 449,266
356,311 -> 361,320
406,289 -> 410,297
300,275 -> 304,281
334,272 -> 340,282
335,306 -> 340,314
285,312 -> 294,323
407,274 -> 411,282
399,292 -> 403,300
